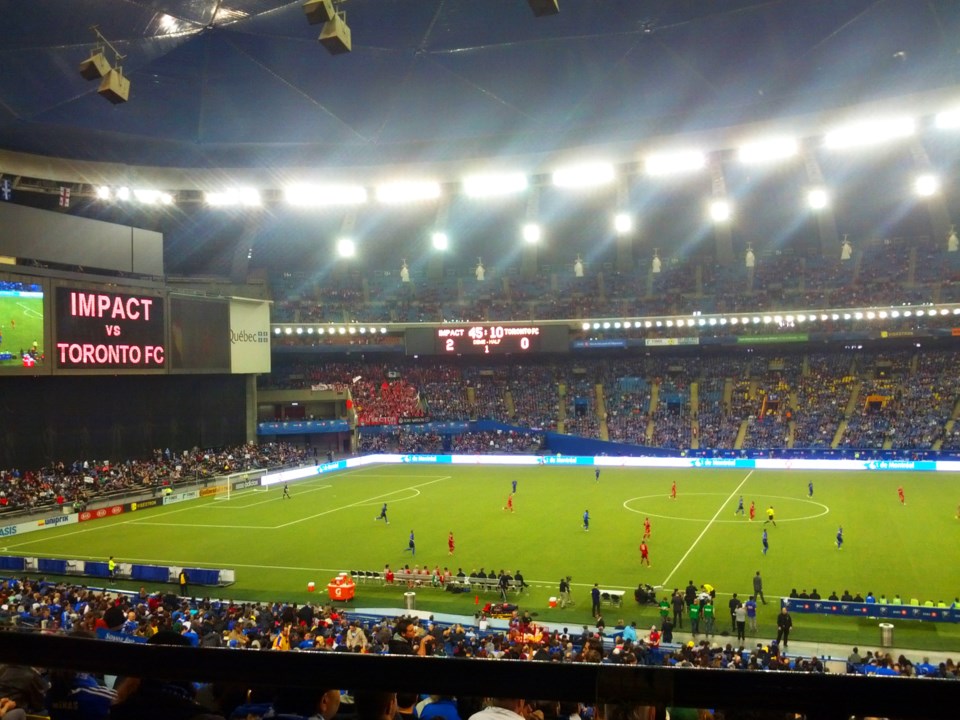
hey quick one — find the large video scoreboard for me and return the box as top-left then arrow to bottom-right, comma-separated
0,271 -> 270,376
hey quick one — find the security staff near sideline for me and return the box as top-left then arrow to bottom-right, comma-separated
179,568 -> 190,596
107,556 -> 116,578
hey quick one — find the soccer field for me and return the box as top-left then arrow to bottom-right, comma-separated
7,463 -> 960,650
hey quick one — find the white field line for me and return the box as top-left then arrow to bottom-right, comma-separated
659,470 -> 754,589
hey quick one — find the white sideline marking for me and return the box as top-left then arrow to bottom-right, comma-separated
660,470 -> 754,589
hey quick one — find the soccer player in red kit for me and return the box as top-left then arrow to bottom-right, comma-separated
639,541 -> 650,567
643,517 -> 652,540
505,493 -> 514,512
749,501 -> 756,521
670,481 -> 677,500
898,486 -> 905,505
448,531 -> 455,555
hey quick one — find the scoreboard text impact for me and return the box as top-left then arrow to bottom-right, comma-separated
435,325 -> 541,354
55,288 -> 166,369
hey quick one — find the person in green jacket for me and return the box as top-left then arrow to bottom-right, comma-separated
688,601 -> 700,635
703,598 -> 715,636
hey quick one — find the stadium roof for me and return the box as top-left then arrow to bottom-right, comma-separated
1,0 -> 959,172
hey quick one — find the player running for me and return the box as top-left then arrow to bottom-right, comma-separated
639,540 -> 650,567
404,530 -> 416,556
583,509 -> 590,531
735,496 -> 745,516
595,468 -> 601,483
749,501 -> 756,521
643,517 -> 652,539
898,486 -> 905,505
836,526 -> 843,550
282,483 -> 291,499
375,503 -> 389,524
504,493 -> 514,512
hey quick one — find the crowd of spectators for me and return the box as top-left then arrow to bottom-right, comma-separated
1,574 -> 957,720
268,236 -> 959,325
287,347 -> 960,456
0,443 -> 308,517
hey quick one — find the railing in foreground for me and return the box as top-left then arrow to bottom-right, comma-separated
3,633 -> 958,720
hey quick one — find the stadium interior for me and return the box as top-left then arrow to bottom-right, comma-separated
1,1 -> 960,718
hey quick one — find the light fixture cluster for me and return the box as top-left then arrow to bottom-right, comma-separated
578,305 -> 960,332
275,325 -> 390,336
78,27 -> 130,104
95,185 -> 173,205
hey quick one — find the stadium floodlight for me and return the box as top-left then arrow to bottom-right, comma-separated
274,327 -> 282,335
522,222 -> 542,244
462,172 -> 528,198
284,183 -> 367,206
644,150 -> 706,177
807,187 -> 830,210
551,162 -> 615,189
914,174 -> 940,197
206,188 -> 261,207
336,238 -> 356,258
115,186 -> 130,201
581,322 -> 590,331
376,180 -> 441,205
134,189 -> 172,205
284,327 -> 293,335
613,212 -> 633,235
96,186 -> 111,200
935,109 -> 960,130
431,232 -> 449,250
708,199 -> 732,223
295,327 -> 304,335
823,117 -> 915,150
737,136 -> 799,164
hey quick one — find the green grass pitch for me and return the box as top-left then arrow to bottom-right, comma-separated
0,292 -> 44,366
7,464 -> 960,651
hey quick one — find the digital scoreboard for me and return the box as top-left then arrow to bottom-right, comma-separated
435,325 -> 542,354
54,287 -> 166,370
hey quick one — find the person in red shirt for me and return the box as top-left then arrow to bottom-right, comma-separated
898,486 -> 905,505
504,494 -> 514,512
648,625 -> 661,648
643,517 -> 652,539
448,531 -> 455,555
639,541 -> 650,567
670,481 -> 677,500
749,501 -> 756,521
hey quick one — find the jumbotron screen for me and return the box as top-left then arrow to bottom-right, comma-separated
0,277 -> 44,370
54,286 -> 166,370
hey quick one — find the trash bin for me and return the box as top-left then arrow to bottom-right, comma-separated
879,622 -> 894,648
404,591 -> 416,610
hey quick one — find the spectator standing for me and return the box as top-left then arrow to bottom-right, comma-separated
178,569 -> 189,596
728,593 -> 742,632
735,603 -> 747,644
591,584 -> 601,617
776,607 -> 793,648
753,571 -> 766,604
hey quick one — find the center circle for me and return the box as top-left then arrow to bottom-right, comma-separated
622,492 -> 830,523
